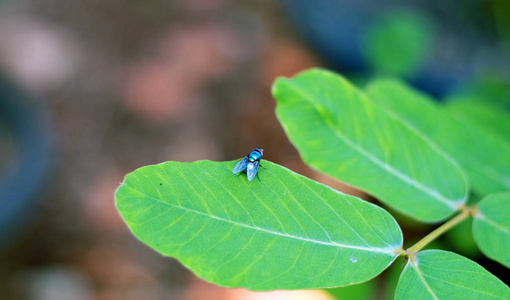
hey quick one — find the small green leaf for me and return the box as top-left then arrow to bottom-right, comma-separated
444,97 -> 510,142
273,69 -> 466,222
473,192 -> 510,268
366,79 -> 510,197
395,250 -> 510,299
115,160 -> 403,290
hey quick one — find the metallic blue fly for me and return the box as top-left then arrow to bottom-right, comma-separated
232,148 -> 263,181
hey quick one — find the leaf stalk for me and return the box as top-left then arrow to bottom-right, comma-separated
407,209 -> 470,253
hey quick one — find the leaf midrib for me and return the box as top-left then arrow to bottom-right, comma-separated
409,261 -> 439,300
476,213 -> 510,235
123,184 -> 398,254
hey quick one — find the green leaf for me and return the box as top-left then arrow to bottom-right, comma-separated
363,10 -> 433,77
366,79 -> 510,197
444,97 -> 510,142
473,192 -> 510,268
395,250 -> 510,299
115,160 -> 403,290
272,69 -> 466,222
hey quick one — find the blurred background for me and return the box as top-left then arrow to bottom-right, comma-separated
0,0 -> 508,299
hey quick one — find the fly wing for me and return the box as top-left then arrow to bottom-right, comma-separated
232,157 -> 249,173
246,160 -> 260,181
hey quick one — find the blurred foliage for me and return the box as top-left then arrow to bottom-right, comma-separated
444,96 -> 510,141
452,75 -> 510,108
382,260 -> 402,300
363,10 -> 434,77
323,279 -> 376,300
493,0 -> 510,53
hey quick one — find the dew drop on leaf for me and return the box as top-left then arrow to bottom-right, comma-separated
349,256 -> 357,263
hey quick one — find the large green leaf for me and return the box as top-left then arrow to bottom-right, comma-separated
444,97 -> 510,142
115,160 -> 403,290
366,79 -> 510,196
473,192 -> 510,268
272,69 -> 466,222
395,250 -> 510,299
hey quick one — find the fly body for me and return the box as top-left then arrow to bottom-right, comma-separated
232,148 -> 264,181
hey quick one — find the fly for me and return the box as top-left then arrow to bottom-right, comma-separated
232,148 -> 264,181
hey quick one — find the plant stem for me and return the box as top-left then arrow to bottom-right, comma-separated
407,209 -> 470,253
